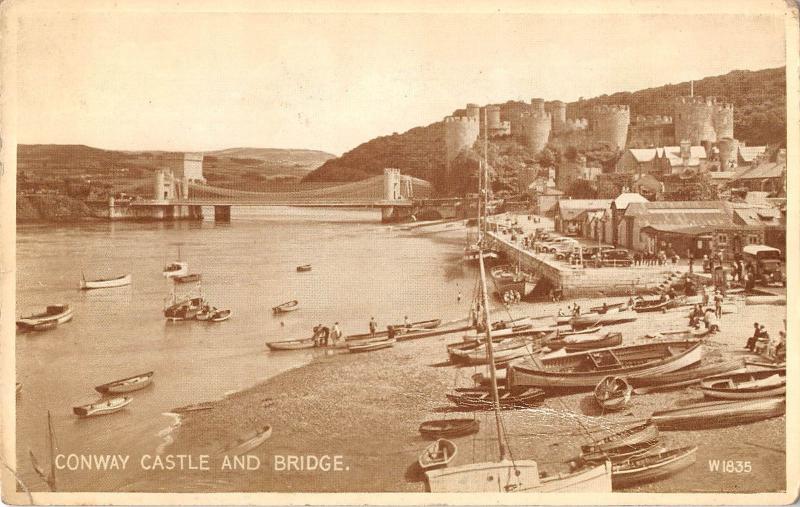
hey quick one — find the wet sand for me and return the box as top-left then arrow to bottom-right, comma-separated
126,294 -> 786,493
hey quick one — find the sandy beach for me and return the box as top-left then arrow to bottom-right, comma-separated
125,289 -> 786,494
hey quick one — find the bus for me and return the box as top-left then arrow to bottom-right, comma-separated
741,245 -> 785,287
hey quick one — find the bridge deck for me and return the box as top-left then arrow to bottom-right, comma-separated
128,199 -> 414,208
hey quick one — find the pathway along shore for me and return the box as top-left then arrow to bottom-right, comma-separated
121,297 -> 785,493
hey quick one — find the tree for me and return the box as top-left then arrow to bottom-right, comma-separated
566,179 -> 597,199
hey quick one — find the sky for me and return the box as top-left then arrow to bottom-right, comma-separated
14,9 -> 787,155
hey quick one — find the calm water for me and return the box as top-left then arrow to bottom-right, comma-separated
15,208 -> 472,491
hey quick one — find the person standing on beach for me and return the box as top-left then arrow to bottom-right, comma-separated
457,289 -> 463,303
369,316 -> 377,335
714,290 -> 724,319
404,315 -> 410,328
331,322 -> 342,345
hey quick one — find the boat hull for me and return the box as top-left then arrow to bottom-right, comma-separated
219,426 -> 273,456
80,274 -> 132,290
95,371 -> 154,394
612,447 -> 697,489
267,338 -> 316,350
650,397 -> 786,430
73,397 -> 132,417
571,309 -> 637,328
418,419 -> 480,439
418,439 -> 457,470
700,368 -> 786,400
17,305 -> 74,331
348,339 -> 396,352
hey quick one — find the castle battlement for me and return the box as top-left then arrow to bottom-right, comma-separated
444,115 -> 479,124
592,104 -> 630,114
634,115 -> 673,125
674,96 -> 717,106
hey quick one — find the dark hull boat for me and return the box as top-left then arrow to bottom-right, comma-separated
612,446 -> 697,488
446,387 -> 545,410
580,422 -> 660,462
164,297 -> 205,321
174,274 -> 202,284
632,298 -> 680,313
392,318 -> 442,331
583,440 -> 661,465
296,264 -> 312,272
95,371 -> 154,394
489,265 -> 540,302
507,340 -> 703,390
700,368 -> 785,400
418,419 -> 480,439
649,397 -> 786,430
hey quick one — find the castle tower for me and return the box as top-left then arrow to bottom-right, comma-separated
530,98 -> 545,114
713,103 -> 734,140
590,104 -> 630,150
549,100 -> 567,134
717,137 -> 739,170
672,96 -> 717,145
465,103 -> 480,119
521,109 -> 552,155
485,105 -> 501,131
443,115 -> 480,174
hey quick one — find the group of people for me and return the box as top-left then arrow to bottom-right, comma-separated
745,322 -> 786,361
687,303 -> 720,333
312,322 -> 343,347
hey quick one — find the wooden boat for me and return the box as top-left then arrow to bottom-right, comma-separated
589,302 -> 627,313
446,387 -> 545,410
209,309 -> 232,322
611,446 -> 697,488
162,261 -> 188,278
507,340 -> 703,390
266,336 -> 317,351
490,265 -> 540,302
419,439 -> 457,470
582,439 -> 661,465
80,273 -> 131,290
94,371 -> 154,394
649,397 -> 786,430
174,273 -> 201,284
393,318 -> 442,331
17,304 -> 74,331
73,396 -> 132,417
457,324 -> 537,345
448,338 -> 536,366
164,297 -> 205,321
348,338 -> 395,353
546,331 -> 622,353
491,317 -> 532,330
272,300 -> 299,314
631,358 -> 744,394
594,376 -> 632,411
644,327 -> 712,341
296,264 -> 312,272
217,425 -> 272,456
194,305 -> 216,321
632,298 -> 679,313
580,422 -> 660,459
418,419 -> 480,439
700,368 -> 785,400
173,401 -> 214,413
570,307 -> 637,329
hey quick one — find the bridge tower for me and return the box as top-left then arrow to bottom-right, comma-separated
382,168 -> 413,223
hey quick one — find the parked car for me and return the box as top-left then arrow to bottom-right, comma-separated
583,246 -> 615,260
597,248 -> 633,267
544,238 -> 578,254
553,243 -> 582,260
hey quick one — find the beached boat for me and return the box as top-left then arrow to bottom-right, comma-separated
73,396 -> 132,417
272,300 -> 299,314
611,446 -> 697,488
582,440 -> 661,465
448,338 -> 536,366
162,261 -> 188,278
630,358 -> 744,394
296,264 -> 312,272
418,419 -> 480,439
94,371 -> 154,394
507,340 -> 703,390
80,273 -> 131,290
446,387 -> 545,410
632,298 -> 679,313
580,422 -> 660,461
589,302 -> 627,313
419,439 -> 457,470
393,318 -> 442,331
348,338 -> 395,353
490,265 -> 540,302
17,304 -> 74,332
570,307 -> 637,329
217,425 -> 272,456
644,327 -> 712,341
547,331 -> 622,353
209,309 -> 232,322
700,368 -> 785,400
594,376 -> 632,411
457,323 -> 538,346
649,397 -> 786,430
173,401 -> 214,413
267,336 -> 317,351
174,273 -> 201,284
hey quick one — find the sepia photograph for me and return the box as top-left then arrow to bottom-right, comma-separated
1,0 -> 797,504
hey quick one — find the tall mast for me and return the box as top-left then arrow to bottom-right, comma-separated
47,411 -> 56,491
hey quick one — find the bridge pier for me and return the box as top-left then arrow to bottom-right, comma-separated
214,205 -> 231,222
381,205 -> 413,223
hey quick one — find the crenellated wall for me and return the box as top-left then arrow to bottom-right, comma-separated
520,110 -> 552,154
443,115 -> 480,173
590,104 -> 630,150
672,96 -> 719,144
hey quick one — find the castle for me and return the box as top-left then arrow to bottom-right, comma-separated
443,95 -> 735,168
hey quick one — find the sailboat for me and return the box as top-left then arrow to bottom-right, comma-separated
29,411 -> 57,491
425,120 -> 612,493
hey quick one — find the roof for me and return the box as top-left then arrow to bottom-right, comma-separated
555,199 -> 612,221
627,146 -> 707,164
709,171 -> 736,180
624,201 -> 735,230
742,245 -> 781,255
613,192 -> 649,209
738,146 -> 767,163
733,207 -> 783,227
732,162 -> 785,181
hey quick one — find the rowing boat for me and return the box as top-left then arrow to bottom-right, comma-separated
418,419 -> 480,439
418,439 -> 457,470
209,309 -> 232,322
217,425 -> 272,456
272,300 -> 299,314
174,273 -> 201,284
348,338 -> 395,353
612,446 -> 697,488
445,387 -> 545,410
649,397 -> 786,430
393,318 -> 442,331
629,358 -> 744,392
507,340 -> 703,390
17,304 -> 74,331
582,439 -> 661,465
80,273 -> 132,290
594,376 -> 632,411
267,336 -> 316,351
163,261 -> 188,278
547,332 -> 623,353
570,307 -> 637,329
448,338 -> 537,366
580,422 -> 660,459
296,264 -> 312,272
700,368 -> 785,400
73,396 -> 132,417
94,371 -> 154,394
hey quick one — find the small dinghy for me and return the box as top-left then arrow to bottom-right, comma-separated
94,371 -> 154,394
348,338 -> 396,353
17,304 -> 74,331
700,368 -> 785,400
272,300 -> 299,314
611,446 -> 697,488
174,273 -> 202,284
267,336 -> 317,351
164,298 -> 205,321
594,376 -> 632,411
418,419 -> 480,439
73,396 -> 132,417
209,309 -> 232,322
195,305 -> 216,321
80,273 -> 132,290
217,425 -> 273,457
296,264 -> 312,272
446,387 -> 545,410
418,439 -> 457,470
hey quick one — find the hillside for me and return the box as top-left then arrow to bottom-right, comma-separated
304,67 -> 786,185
